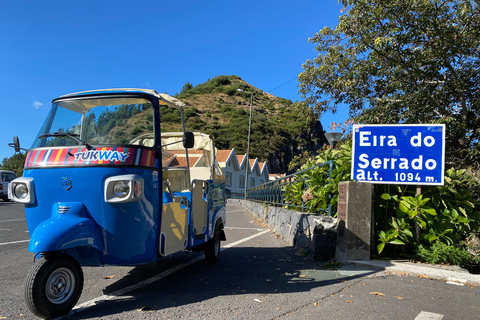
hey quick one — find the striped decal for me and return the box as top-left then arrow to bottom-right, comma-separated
25,150 -> 35,168
25,147 -> 157,168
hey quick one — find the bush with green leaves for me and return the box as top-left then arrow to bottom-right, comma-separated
376,168 -> 479,254
283,140 -> 480,258
283,141 -> 352,214
415,242 -> 471,265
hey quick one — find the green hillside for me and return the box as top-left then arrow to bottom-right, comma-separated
172,75 -> 328,173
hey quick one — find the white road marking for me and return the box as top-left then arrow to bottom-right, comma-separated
71,229 -> 271,315
0,219 -> 26,223
225,210 -> 246,214
227,227 -> 265,231
0,239 -> 29,246
415,311 -> 444,320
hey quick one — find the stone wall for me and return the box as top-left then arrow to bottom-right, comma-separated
228,199 -> 337,261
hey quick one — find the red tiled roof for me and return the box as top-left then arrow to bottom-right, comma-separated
168,156 -> 198,168
216,150 -> 232,162
162,151 -> 175,167
237,155 -> 245,164
259,162 -> 266,170
186,150 -> 204,155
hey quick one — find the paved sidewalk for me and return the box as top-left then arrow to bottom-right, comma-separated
348,259 -> 480,285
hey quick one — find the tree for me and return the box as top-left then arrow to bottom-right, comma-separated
1,152 -> 27,177
299,0 -> 480,170
180,81 -> 194,95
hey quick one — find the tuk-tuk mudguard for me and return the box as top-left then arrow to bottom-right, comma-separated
28,202 -> 104,255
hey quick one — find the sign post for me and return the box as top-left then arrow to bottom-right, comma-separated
337,124 -> 446,260
351,124 -> 445,185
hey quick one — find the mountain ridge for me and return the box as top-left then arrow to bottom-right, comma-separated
173,75 -> 328,173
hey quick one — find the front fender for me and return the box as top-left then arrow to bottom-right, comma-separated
28,202 -> 104,254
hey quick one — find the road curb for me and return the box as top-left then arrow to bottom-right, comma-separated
347,260 -> 480,285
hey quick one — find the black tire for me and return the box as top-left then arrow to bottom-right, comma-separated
24,254 -> 83,319
205,225 -> 222,265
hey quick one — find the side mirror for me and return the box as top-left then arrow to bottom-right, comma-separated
183,132 -> 194,149
8,136 -> 21,153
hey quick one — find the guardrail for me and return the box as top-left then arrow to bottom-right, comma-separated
225,188 -> 245,199
245,160 -> 334,216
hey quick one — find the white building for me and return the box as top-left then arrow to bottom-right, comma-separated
163,147 -> 271,194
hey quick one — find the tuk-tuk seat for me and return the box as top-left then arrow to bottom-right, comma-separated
129,133 -> 155,147
162,168 -> 189,192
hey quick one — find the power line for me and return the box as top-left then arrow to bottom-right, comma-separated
267,76 -> 298,93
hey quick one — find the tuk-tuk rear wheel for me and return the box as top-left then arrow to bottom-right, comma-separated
24,254 -> 84,319
205,226 -> 222,265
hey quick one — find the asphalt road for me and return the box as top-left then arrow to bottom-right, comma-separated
1,201 -> 478,320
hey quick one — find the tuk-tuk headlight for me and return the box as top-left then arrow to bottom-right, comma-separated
105,174 -> 143,203
14,183 -> 29,199
113,181 -> 129,198
9,177 -> 35,204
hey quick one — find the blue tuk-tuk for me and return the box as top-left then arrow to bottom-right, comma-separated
9,89 -> 226,318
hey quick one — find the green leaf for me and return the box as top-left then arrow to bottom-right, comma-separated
381,193 -> 392,200
422,208 -> 437,216
402,229 -> 413,238
424,233 -> 439,242
416,219 -> 426,229
407,209 -> 418,219
377,242 -> 386,254
388,239 -> 405,245
457,216 -> 470,224
398,202 -> 409,213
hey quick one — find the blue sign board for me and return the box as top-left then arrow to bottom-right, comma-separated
351,124 -> 445,185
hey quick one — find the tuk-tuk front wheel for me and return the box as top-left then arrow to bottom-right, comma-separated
205,226 -> 222,265
24,254 -> 83,319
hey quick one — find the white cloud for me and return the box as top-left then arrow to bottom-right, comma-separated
32,101 -> 43,109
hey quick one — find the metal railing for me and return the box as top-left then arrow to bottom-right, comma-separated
225,188 -> 245,199
245,160 -> 334,216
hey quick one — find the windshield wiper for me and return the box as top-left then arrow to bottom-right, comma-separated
38,132 -> 94,150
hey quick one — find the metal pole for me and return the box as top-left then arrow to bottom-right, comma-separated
237,89 -> 254,200
245,92 -> 253,200
415,185 -> 421,241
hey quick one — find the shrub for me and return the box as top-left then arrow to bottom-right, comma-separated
219,86 -> 237,95
415,242 -> 471,265
184,108 -> 198,118
375,168 -> 479,254
161,112 -> 182,123
283,141 -> 352,215
220,106 -> 232,113
131,126 -> 144,136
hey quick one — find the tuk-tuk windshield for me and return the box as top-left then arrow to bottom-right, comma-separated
32,97 -> 155,148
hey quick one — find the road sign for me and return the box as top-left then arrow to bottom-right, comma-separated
351,124 -> 445,185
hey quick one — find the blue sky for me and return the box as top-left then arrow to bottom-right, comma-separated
0,0 -> 348,162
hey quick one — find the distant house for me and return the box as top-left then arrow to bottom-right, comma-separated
215,148 -> 270,192
269,173 -> 286,181
163,147 -> 272,195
